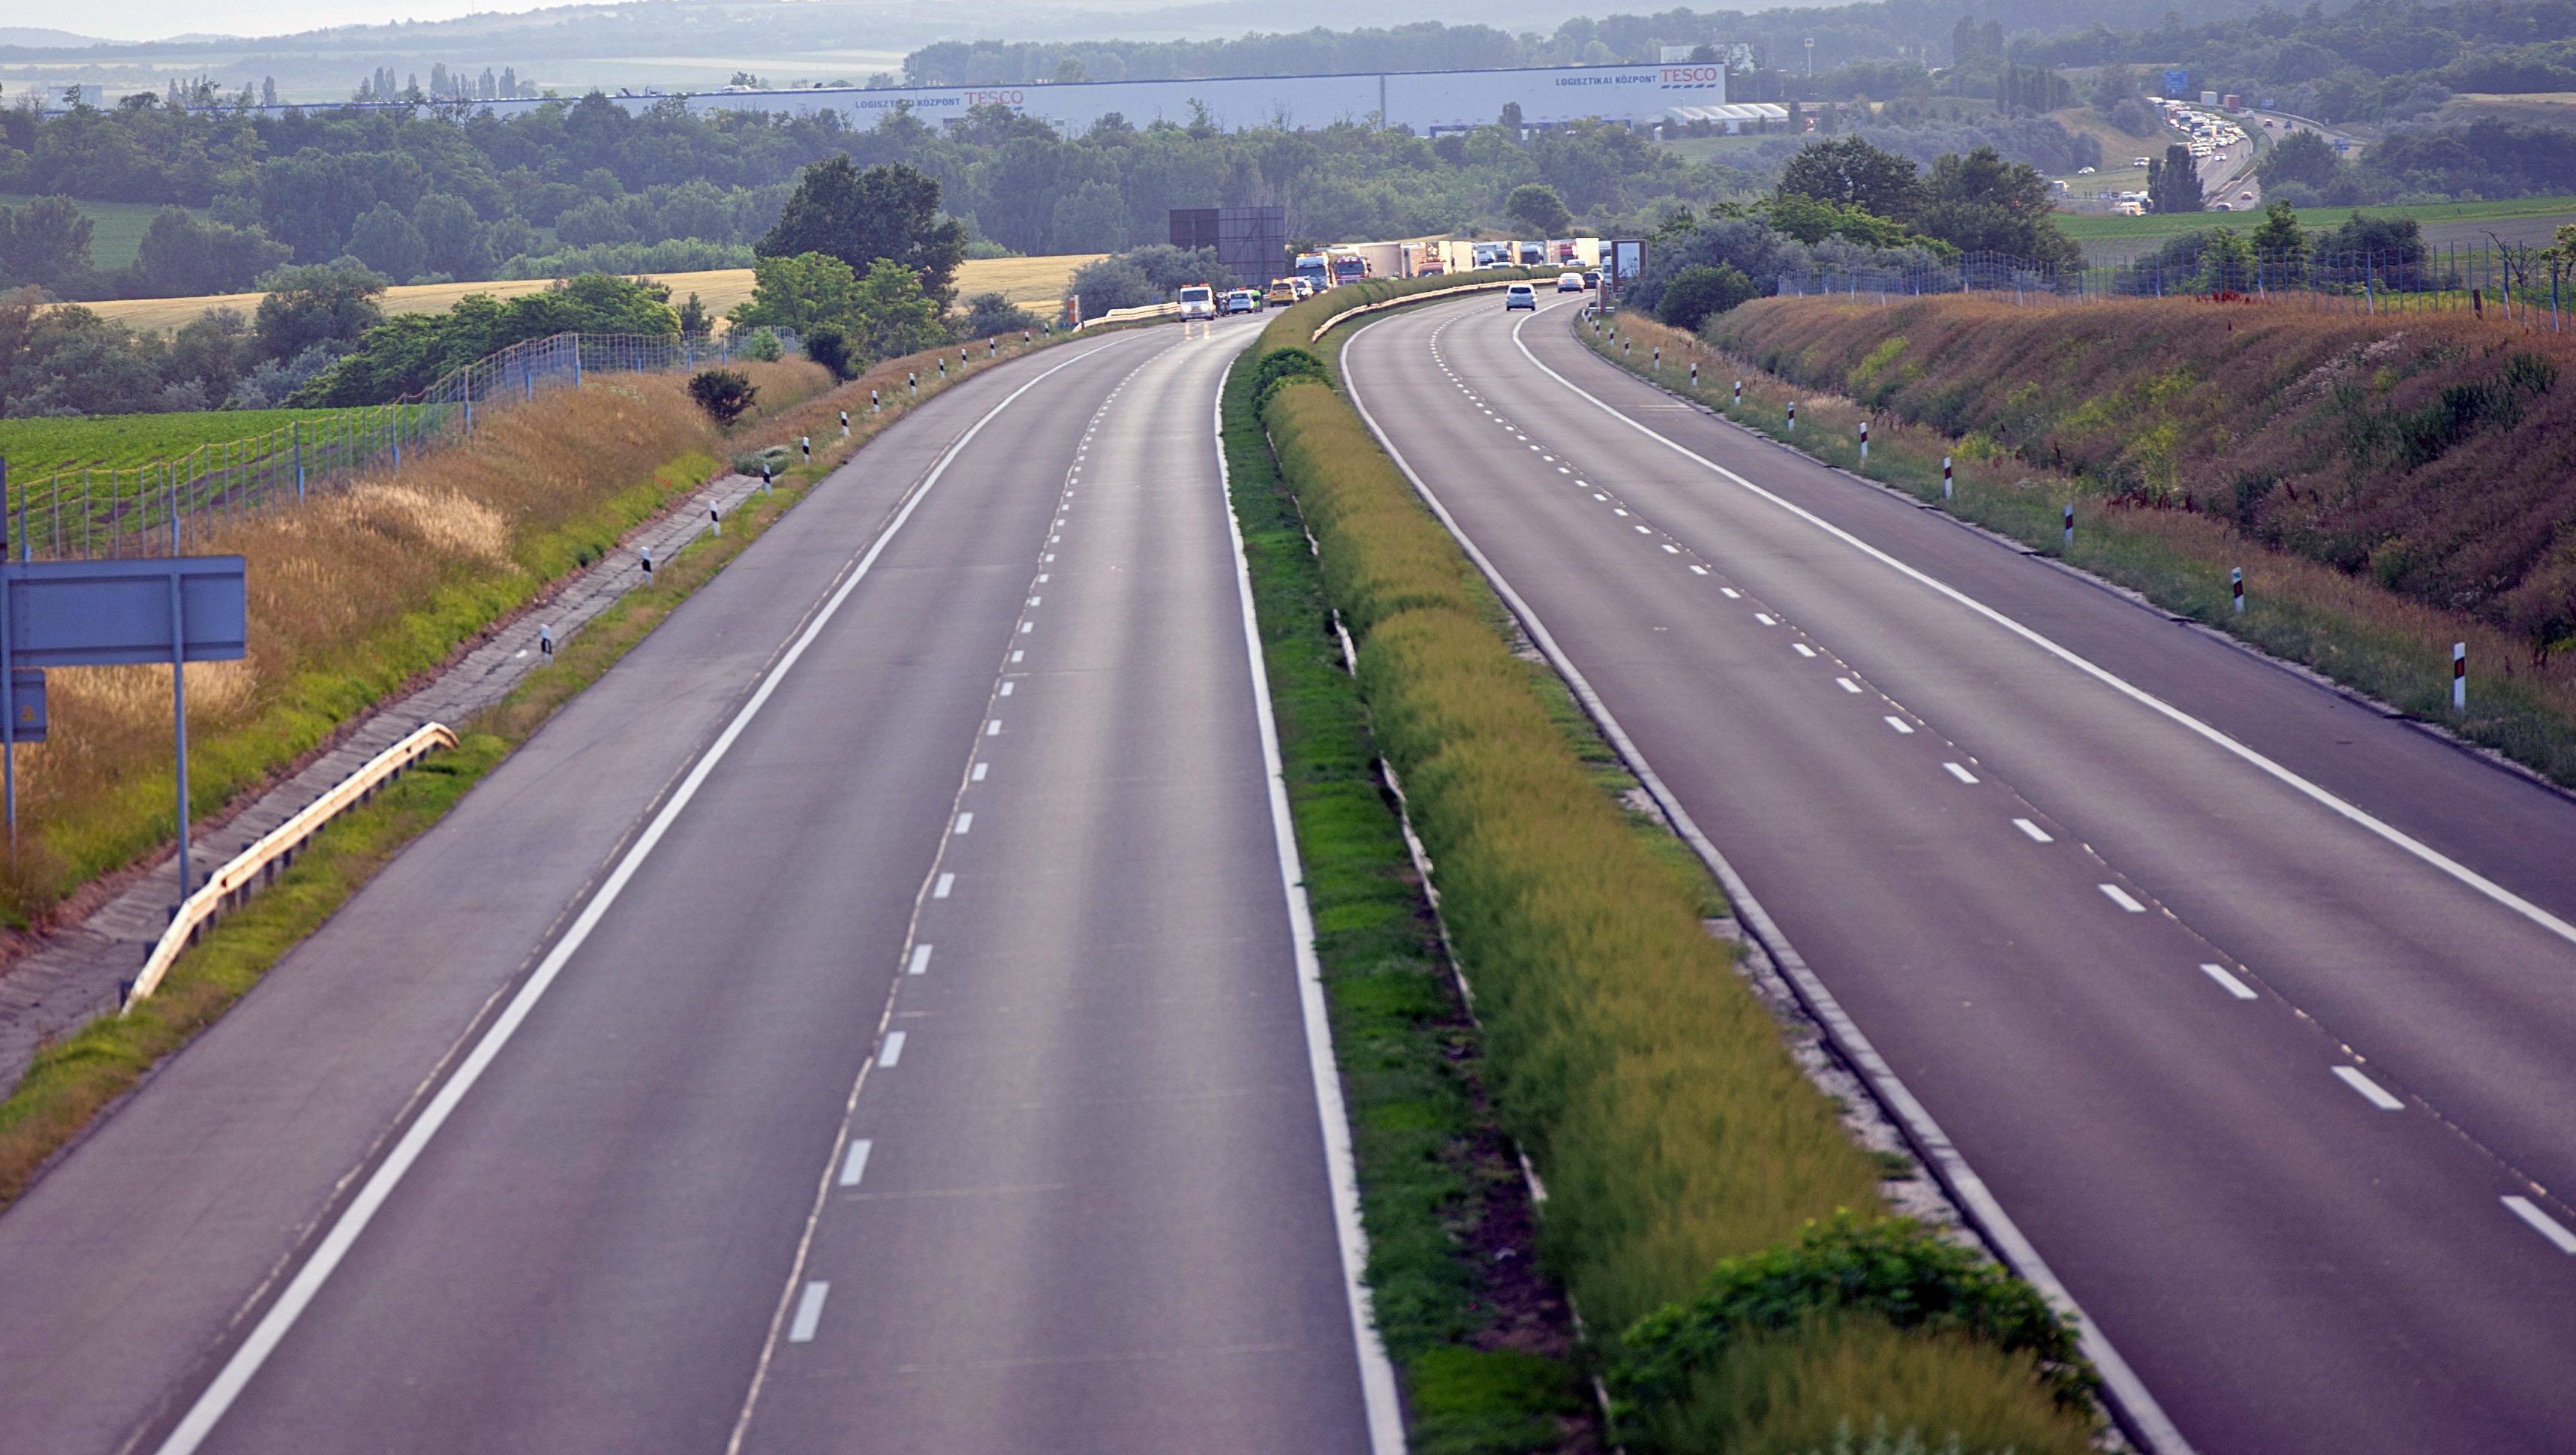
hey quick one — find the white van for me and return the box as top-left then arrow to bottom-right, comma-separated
1179,284 -> 1216,320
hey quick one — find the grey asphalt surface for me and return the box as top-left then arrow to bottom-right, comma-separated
1345,291 -> 2576,1454
0,317 -> 1370,1453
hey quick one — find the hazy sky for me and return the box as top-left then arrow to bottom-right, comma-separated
34,0 -> 568,44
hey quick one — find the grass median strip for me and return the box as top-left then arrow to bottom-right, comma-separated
0,328 -> 1084,1210
1242,284 -> 2097,1451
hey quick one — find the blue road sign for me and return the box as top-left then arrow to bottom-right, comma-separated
5,556 -> 247,667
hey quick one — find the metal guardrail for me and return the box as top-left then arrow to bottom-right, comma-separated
123,720 -> 460,1009
1079,302 -> 1185,329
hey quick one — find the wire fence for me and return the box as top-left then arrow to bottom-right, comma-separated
0,327 -> 788,561
1778,244 -> 2576,329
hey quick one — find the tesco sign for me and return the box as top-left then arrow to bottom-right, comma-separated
1660,67 -> 1726,85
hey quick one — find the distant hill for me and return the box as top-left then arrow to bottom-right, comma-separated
0,28 -> 103,47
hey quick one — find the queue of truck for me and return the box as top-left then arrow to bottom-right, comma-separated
1288,236 -> 1601,293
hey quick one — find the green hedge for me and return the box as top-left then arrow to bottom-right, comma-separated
1246,294 -> 2099,1453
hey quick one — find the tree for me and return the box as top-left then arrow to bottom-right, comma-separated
252,262 -> 385,362
1064,255 -> 1154,321
1775,137 -> 1922,224
757,158 -> 969,305
688,368 -> 756,425
729,251 -> 864,336
2257,130 -> 2342,191
677,292 -> 713,338
2250,200 -> 2308,282
131,208 -> 290,296
0,194 -> 95,294
2147,144 -> 2205,215
411,194 -> 490,280
846,259 -> 945,362
802,325 -> 852,380
960,291 -> 1038,338
1918,146 -> 2082,266
348,201 -> 428,281
2195,228 -> 2256,293
1657,263 -> 1758,331
1507,183 -> 1575,237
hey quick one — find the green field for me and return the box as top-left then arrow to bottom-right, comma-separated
2059,194 -> 2576,241
0,408 -> 350,477
0,195 -> 200,272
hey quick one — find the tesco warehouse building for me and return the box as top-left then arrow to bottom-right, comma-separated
215,63 -> 1730,134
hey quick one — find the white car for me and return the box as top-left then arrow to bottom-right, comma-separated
1222,288 -> 1261,314
1178,284 -> 1216,320
1504,282 -> 1537,311
2076,164 -> 2097,174
1556,271 -> 1586,292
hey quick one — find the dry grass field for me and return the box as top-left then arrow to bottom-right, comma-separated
73,254 -> 1102,335
3,359 -> 830,921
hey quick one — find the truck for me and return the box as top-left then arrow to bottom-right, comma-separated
1293,251 -> 1333,290
1329,249 -> 1371,287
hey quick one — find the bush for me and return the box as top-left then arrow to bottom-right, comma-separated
1610,1213 -> 2093,1418
1660,263 -> 1760,331
803,325 -> 851,380
960,291 -> 1038,338
1064,256 -> 1156,321
687,368 -> 757,425
737,327 -> 783,362
1248,345 -> 1329,410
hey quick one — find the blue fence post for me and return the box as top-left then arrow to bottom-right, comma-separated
293,421 -> 305,504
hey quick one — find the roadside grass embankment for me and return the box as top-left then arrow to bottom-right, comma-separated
0,323 -> 1082,1207
1246,283 -> 2097,1452
1594,296 -> 2576,789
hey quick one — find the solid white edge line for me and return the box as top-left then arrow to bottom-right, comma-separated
2502,1195 -> 2576,1253
1505,312 -> 2576,957
1345,302 -> 2195,1455
148,338 -> 1129,1455
2333,1065 -> 2406,1111
1214,352 -> 1408,1454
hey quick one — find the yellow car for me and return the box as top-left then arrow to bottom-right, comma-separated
1267,278 -> 1300,306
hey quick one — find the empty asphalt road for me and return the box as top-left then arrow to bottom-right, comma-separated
1343,291 -> 2576,1455
0,318 -> 1387,1454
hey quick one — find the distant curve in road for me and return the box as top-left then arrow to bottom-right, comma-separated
1342,290 -> 2576,1455
0,318 -> 1381,1455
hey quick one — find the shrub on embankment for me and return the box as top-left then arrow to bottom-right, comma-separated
1710,296 -> 2576,657
0,358 -> 834,924
1251,288 -> 2094,1450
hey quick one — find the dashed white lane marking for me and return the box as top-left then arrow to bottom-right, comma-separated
1592,493 -> 1609,501
971,762 -> 988,781
1883,715 -> 1913,734
1835,678 -> 1862,693
1720,588 -> 1741,599
1661,544 -> 1679,554
906,944 -> 933,976
787,1282 -> 829,1342
1019,622 -> 1033,634
877,1030 -> 907,1067
1008,651 -> 1023,664
2099,883 -> 2148,912
1633,525 -> 1652,535
998,681 -> 1014,696
1027,595 -> 1042,606
2333,1066 -> 2405,1111
953,813 -> 973,834
1754,613 -> 1776,626
2504,1195 -> 2576,1252
1944,762 -> 1979,784
1557,467 -> 1571,474
1613,507 -> 1629,516
2198,962 -> 2257,999
1689,565 -> 1709,576
837,1140 -> 872,1188
1036,573 -> 1049,583
1042,553 -> 1054,562
933,873 -> 955,899
984,720 -> 1002,737
2015,818 -> 2053,842
1792,643 -> 1816,657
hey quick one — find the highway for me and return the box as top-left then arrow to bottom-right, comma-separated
0,317 -> 1388,1453
1342,291 -> 2576,1455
